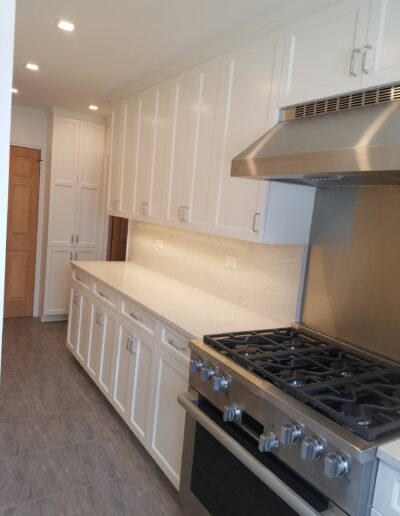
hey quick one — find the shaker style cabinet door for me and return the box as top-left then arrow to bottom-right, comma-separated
43,247 -> 73,315
278,0 -> 370,107
48,117 -> 80,246
74,289 -> 91,366
149,346 -> 189,489
66,288 -> 82,353
362,0 -> 400,89
112,323 -> 136,419
212,31 -> 283,242
107,102 -> 125,214
75,121 -> 105,247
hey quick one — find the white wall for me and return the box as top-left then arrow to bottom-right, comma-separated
0,0 -> 16,371
128,221 -> 306,323
10,105 -> 48,316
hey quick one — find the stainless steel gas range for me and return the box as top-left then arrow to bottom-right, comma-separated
178,325 -> 400,516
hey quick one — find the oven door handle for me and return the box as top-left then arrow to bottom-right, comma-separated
178,392 -> 322,516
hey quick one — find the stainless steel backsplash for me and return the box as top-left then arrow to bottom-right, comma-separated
302,186 -> 400,361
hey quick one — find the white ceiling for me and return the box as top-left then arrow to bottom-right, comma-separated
13,0 -> 303,115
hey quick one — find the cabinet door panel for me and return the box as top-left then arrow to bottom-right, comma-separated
75,247 -> 99,261
43,247 -> 72,315
87,303 -> 103,380
149,348 -> 189,489
279,0 -> 369,107
128,332 -> 155,445
75,291 -> 91,366
67,288 -> 81,353
363,0 -> 400,88
120,96 -> 140,218
213,32 -> 282,242
76,122 -> 105,247
166,74 -> 199,225
98,311 -> 116,396
49,185 -> 77,246
112,324 -> 134,418
108,103 -> 124,213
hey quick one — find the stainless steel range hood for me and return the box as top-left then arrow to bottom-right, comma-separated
231,85 -> 400,187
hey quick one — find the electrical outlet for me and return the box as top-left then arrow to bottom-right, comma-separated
156,240 -> 164,250
225,256 -> 237,269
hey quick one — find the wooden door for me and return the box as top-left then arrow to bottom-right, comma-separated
107,216 -> 127,261
4,146 -> 40,318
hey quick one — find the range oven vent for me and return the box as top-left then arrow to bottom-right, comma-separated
286,83 -> 400,120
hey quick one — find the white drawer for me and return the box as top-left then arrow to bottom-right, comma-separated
121,298 -> 157,336
160,323 -> 190,361
72,269 -> 92,290
374,461 -> 400,516
93,281 -> 119,310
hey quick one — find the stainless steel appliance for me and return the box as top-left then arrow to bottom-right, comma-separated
230,83 -> 400,186
178,326 -> 400,516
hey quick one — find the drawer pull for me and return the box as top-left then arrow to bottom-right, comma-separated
167,338 -> 186,352
129,312 -> 144,323
98,291 -> 109,300
127,336 -> 138,354
95,311 -> 104,326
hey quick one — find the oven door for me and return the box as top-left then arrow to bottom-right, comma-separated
178,391 -> 345,516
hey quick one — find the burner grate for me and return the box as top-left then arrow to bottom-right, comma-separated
203,328 -> 400,441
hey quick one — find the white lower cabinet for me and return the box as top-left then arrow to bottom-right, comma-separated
149,345 -> 189,489
66,269 -> 190,488
87,302 -> 116,397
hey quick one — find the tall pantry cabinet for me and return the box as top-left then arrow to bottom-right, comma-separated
43,113 -> 106,318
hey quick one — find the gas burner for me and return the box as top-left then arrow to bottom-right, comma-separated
329,361 -> 354,377
279,370 -> 306,387
341,403 -> 373,427
234,344 -> 259,356
283,338 -> 304,351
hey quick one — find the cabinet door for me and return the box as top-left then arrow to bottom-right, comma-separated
279,0 -> 369,107
43,247 -> 72,316
75,290 -> 91,366
75,121 -> 105,247
213,31 -> 283,242
149,347 -> 189,489
107,102 -> 125,214
112,323 -> 135,418
66,288 -> 82,353
87,304 -> 116,397
127,331 -> 156,446
48,117 -> 79,246
362,0 -> 400,88
119,95 -> 140,218
134,82 -> 172,224
74,247 -> 99,261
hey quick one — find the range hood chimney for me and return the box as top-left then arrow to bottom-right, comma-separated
231,84 -> 400,187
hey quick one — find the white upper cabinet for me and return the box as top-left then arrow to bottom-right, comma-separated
75,121 -> 105,247
107,102 -> 125,214
212,31 -> 284,242
166,58 -> 224,233
133,84 -> 172,224
362,0 -> 400,88
279,0 -> 370,107
48,117 -> 80,246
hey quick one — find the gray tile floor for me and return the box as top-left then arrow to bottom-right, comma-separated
0,318 -> 183,516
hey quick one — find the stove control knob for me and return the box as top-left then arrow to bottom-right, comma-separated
300,437 -> 325,461
280,423 -> 303,445
200,365 -> 215,382
258,432 -> 279,453
212,373 -> 232,392
323,452 -> 350,478
223,403 -> 241,423
190,358 -> 206,374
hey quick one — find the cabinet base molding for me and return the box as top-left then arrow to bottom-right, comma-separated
41,314 -> 68,322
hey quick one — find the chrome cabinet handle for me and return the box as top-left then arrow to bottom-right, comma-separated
96,311 -> 104,326
362,44 -> 373,74
179,206 -> 189,222
167,338 -> 186,352
70,251 -> 73,260
127,336 -> 138,354
70,234 -> 74,243
350,48 -> 361,77
141,202 -> 149,216
75,234 -> 79,244
252,212 -> 261,233
129,312 -> 143,323
73,291 -> 81,306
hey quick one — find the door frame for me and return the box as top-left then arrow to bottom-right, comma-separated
9,142 -> 45,317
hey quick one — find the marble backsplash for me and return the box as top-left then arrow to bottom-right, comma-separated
127,221 -> 307,323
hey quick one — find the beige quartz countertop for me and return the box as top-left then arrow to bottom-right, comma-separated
72,261 -> 287,339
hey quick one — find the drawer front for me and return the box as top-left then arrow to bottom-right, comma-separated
160,324 -> 190,361
121,298 -> 156,336
93,281 -> 119,310
72,269 -> 92,290
374,461 -> 400,516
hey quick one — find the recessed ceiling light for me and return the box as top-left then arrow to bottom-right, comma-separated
25,63 -> 39,71
11,88 -> 18,94
88,105 -> 99,111
57,20 -> 75,32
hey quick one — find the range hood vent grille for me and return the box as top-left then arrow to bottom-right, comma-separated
286,83 -> 400,120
